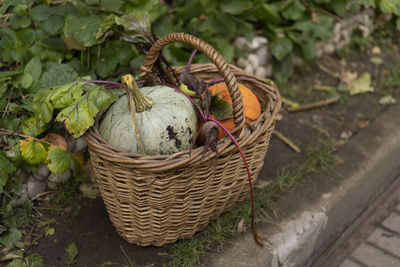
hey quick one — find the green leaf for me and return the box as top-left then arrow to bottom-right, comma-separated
295,15 -> 333,41
0,250 -> 24,261
38,15 -> 65,36
49,82 -> 87,109
65,243 -> 78,265
46,147 -> 71,174
255,3 -> 282,25
301,40 -> 317,60
35,64 -> 78,92
0,70 -> 23,79
220,0 -> 252,15
273,54 -> 293,85
24,57 -> 42,83
86,86 -> 117,117
0,151 -> 16,173
330,0 -> 347,16
115,11 -> 152,42
64,15 -> 102,47
1,228 -> 22,248
6,258 -> 26,267
101,0 -> 123,12
21,73 -> 32,89
129,55 -> 146,68
357,0 -> 375,8
379,0 -> 397,13
32,90 -> 54,128
215,38 -> 235,63
152,15 -> 175,38
270,37 -> 293,61
25,254 -> 44,267
56,86 -> 115,138
95,40 -> 134,78
10,14 -> 31,29
30,5 -> 51,22
21,117 -> 49,137
282,1 -> 306,20
210,95 -> 233,119
20,139 -> 47,165
397,17 -> 400,31
96,14 -> 116,39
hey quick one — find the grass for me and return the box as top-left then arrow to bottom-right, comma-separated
165,140 -> 339,266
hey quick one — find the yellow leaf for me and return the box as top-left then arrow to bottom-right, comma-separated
20,139 -> 47,165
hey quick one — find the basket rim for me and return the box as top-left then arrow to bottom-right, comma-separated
84,63 -> 281,172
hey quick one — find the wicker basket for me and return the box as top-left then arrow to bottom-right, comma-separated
85,33 -> 281,246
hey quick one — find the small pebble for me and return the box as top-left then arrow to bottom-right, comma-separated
48,170 -> 72,184
10,184 -> 28,206
293,55 -> 304,67
244,64 -> 254,75
249,36 -> 268,50
255,67 -> 268,78
237,57 -> 248,68
248,54 -> 260,69
36,164 -> 50,180
340,130 -> 353,140
372,46 -> 381,55
234,37 -> 249,51
256,46 -> 268,66
47,181 -> 57,190
27,178 -> 46,198
66,135 -> 76,152
324,43 -> 335,54
74,138 -> 87,153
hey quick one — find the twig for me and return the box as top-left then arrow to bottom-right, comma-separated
313,85 -> 336,91
273,130 -> 301,153
317,64 -> 341,79
287,96 -> 341,112
0,128 -> 52,145
0,13 -> 12,19
2,86 -> 13,118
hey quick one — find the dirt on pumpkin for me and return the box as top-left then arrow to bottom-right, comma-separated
23,38 -> 400,266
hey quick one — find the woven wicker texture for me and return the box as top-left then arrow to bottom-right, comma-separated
85,33 -> 281,246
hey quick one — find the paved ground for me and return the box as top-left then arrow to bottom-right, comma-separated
339,201 -> 400,267
313,174 -> 400,267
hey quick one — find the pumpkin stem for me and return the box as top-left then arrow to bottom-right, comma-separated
122,74 -> 153,112
122,74 -> 153,154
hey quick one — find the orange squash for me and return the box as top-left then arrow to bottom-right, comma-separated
207,82 -> 261,139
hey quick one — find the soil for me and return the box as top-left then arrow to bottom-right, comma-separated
23,38 -> 400,266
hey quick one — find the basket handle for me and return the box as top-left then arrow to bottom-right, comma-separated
140,32 -> 246,133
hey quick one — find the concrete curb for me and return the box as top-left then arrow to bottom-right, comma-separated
205,102 -> 400,267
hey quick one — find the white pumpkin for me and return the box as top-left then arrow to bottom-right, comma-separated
99,74 -> 198,155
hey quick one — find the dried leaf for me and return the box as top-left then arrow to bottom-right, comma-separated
340,130 -> 352,140
237,218 -> 245,233
340,71 -> 358,84
179,71 -> 205,95
370,56 -> 383,65
79,183 -> 99,199
46,133 -> 68,150
45,227 -> 55,236
344,72 -> 374,95
379,95 -> 397,105
358,120 -> 370,129
255,180 -> 270,189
